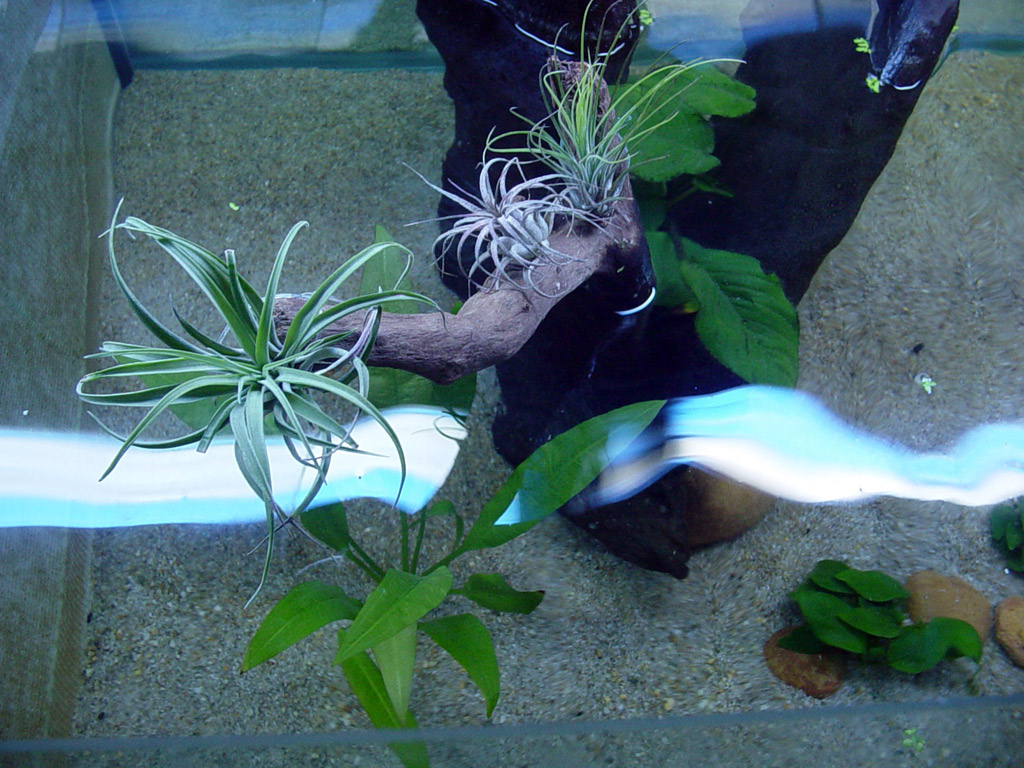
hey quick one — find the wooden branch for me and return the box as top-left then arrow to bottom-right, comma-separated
273,192 -> 647,385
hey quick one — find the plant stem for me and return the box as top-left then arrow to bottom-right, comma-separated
400,513 -> 410,572
410,510 -> 428,574
345,538 -> 385,583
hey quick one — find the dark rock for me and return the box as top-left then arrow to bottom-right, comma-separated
416,0 -> 958,579
670,0 -> 959,302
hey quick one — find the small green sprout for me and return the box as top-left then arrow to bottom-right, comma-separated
853,37 -> 872,54
902,727 -> 925,754
915,373 -> 936,394
865,75 -> 881,94
228,201 -> 240,211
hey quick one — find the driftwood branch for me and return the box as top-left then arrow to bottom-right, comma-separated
273,191 -> 646,385
274,61 -> 650,386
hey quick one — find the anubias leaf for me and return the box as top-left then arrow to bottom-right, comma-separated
835,567 -> 910,602
807,559 -> 857,595
791,589 -> 869,654
887,618 -> 982,674
675,238 -> 799,387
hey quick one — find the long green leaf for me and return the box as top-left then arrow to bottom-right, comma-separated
334,567 -> 453,664
453,399 -> 664,553
340,652 -> 428,768
241,581 -> 361,671
372,623 -> 417,723
452,573 -> 544,614
256,221 -> 308,367
420,613 -> 500,717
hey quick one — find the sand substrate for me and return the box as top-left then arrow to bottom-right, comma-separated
70,52 -> 1024,766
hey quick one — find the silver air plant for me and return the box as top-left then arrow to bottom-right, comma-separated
411,156 -> 583,296
77,205 -> 433,604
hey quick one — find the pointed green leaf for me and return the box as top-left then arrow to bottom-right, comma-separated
300,502 -> 351,551
455,400 -> 665,553
241,581 -> 362,671
452,574 -> 544,614
420,613 -> 500,717
340,652 -> 429,768
372,623 -> 417,723
334,568 -> 453,664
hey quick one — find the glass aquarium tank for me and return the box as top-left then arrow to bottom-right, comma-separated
1,1 -> 1023,766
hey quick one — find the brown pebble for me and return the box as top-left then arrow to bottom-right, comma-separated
994,596 -> 1024,669
905,570 -> 991,641
763,626 -> 845,699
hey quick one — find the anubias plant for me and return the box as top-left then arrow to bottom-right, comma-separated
779,559 -> 982,674
76,210 -> 433,602
241,398 -> 664,768
991,497 -> 1024,573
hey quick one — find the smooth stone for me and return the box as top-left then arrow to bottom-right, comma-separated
994,596 -> 1024,669
763,626 -> 845,699
905,570 -> 992,641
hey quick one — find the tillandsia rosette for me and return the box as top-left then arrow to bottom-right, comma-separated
77,207 -> 434,603
409,156 -> 581,294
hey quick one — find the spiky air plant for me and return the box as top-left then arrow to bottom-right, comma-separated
410,156 -> 586,297
494,3 -> 732,218
77,206 -> 433,603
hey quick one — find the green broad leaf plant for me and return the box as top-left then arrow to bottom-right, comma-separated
779,560 -> 983,674
991,497 -> 1024,573
241,400 -> 663,768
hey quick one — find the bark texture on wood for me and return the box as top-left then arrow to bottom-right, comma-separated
273,192 -> 647,385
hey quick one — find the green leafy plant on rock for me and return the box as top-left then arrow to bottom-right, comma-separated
241,399 -> 664,768
779,559 -> 983,674
991,497 -> 1024,573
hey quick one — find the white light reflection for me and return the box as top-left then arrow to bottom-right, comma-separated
590,386 -> 1024,508
0,406 -> 466,529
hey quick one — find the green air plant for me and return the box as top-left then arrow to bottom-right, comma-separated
991,497 -> 1024,572
77,208 -> 434,603
492,3 -> 739,218
778,559 -> 982,674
